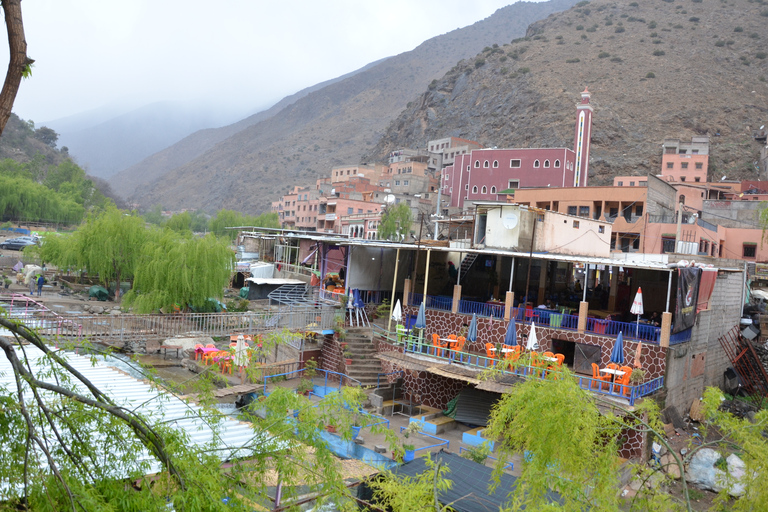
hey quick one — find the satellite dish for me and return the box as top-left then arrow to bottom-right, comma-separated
384,194 -> 396,204
688,213 -> 698,224
502,212 -> 519,229
761,125 -> 765,130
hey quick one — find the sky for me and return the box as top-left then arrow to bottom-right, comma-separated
4,0 -> 535,124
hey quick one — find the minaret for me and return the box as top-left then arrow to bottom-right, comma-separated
573,87 -> 593,187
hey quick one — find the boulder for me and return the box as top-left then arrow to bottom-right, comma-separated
660,453 -> 681,480
163,335 -> 215,352
91,305 -> 104,315
109,309 -> 121,315
686,448 -> 746,497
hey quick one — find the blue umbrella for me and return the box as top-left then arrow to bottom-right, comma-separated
504,316 -> 518,346
414,302 -> 426,329
352,289 -> 364,309
610,331 -> 625,365
467,313 -> 478,342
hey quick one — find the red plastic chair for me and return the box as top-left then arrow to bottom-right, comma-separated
484,343 -> 497,366
614,365 -> 633,395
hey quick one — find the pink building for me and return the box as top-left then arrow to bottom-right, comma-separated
659,137 -> 709,184
442,89 -> 593,209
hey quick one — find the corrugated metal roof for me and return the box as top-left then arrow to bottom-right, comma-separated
0,345 -> 272,486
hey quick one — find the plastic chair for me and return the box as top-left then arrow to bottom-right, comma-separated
484,343 -> 496,366
554,353 -> 565,366
543,351 -> 555,359
614,366 -> 633,395
219,356 -> 232,374
193,343 -> 203,361
503,345 -> 521,362
591,363 -> 611,390
432,333 -> 442,356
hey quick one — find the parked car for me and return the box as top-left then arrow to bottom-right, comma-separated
0,236 -> 37,251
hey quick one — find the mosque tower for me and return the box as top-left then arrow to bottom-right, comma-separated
572,87 -> 593,187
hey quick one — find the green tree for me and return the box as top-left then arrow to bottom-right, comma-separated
142,204 -> 165,226
378,202 -> 412,240
0,174 -> 85,224
209,209 -> 279,240
33,125 -> 57,147
165,211 -> 192,233
123,230 -> 234,312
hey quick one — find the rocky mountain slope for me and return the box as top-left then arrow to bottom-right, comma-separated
111,0 -> 578,212
367,0 -> 768,185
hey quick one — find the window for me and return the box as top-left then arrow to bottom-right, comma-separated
472,186 -> 478,193
691,149 -> 699,154
554,159 -> 561,168
633,237 -> 640,250
695,162 -> 703,169
347,207 -> 353,214
493,160 -> 499,168
680,177 -> 686,182
579,206 -> 590,217
630,181 -> 635,186
679,195 -> 686,204
636,205 -> 643,216
491,186 -> 496,194
694,177 -> 701,183
403,180 -> 409,185
544,160 -> 550,168
598,225 -> 605,234
533,160 -> 540,168
508,180 -> 519,189
679,149 -> 686,154
481,186 -> 487,194
618,181 -> 624,186
358,209 -> 363,214
510,159 -> 521,168
666,162 -> 674,169
395,180 -> 400,186
573,220 -> 580,228
681,162 -> 689,169
662,237 -> 675,253
465,184 -> 469,190
474,160 -> 480,168
483,160 -> 490,168
744,244 -> 757,258
567,206 -> 577,216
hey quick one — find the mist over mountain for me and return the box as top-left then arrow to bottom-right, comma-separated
109,0 -> 579,212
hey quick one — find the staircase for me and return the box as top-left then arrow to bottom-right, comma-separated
459,253 -> 478,277
267,283 -> 308,306
343,327 -> 381,387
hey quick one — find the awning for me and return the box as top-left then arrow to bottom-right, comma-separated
426,365 -> 482,384
376,352 -> 431,371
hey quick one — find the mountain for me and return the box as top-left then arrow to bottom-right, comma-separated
109,59 -> 387,199
110,0 -> 579,212
367,0 -> 768,185
49,101 -> 248,179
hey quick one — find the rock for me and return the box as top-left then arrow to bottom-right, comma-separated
628,478 -> 643,491
354,437 -> 365,445
109,309 -> 121,315
91,306 -> 104,315
645,472 -> 666,489
374,445 -> 387,454
661,454 -> 681,480
686,448 -> 746,497
163,335 -> 215,352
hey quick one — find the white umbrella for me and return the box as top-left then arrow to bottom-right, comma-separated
526,322 -> 539,351
391,299 -> 403,323
233,334 -> 248,370
630,287 -> 644,338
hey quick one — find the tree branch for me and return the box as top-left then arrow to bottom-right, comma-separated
0,0 -> 32,135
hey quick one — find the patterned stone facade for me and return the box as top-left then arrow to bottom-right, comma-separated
402,306 -> 667,380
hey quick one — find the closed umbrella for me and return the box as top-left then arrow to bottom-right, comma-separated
233,335 -> 249,383
467,313 -> 478,343
414,302 -> 426,329
504,316 -> 517,346
525,322 -> 539,351
610,331 -> 625,365
391,299 -> 402,323
630,287 -> 644,338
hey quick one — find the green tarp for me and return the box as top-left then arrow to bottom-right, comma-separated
88,285 -> 109,301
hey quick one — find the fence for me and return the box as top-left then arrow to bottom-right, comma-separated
458,299 -> 505,318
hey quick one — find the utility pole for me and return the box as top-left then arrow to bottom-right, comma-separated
675,202 -> 683,253
433,168 -> 442,240
523,212 -> 538,306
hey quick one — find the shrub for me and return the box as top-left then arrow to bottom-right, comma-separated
576,25 -> 584,30
649,21 -> 657,29
610,56 -> 623,62
555,35 -> 563,39
519,67 -> 530,74
646,72 -> 656,78
762,10 -> 768,17
566,58 -> 581,63
575,0 -> 590,6
653,49 -> 666,56
598,51 -> 610,58
756,52 -> 767,59
475,58 -> 486,68
734,26 -> 744,32
673,24 -> 683,29
500,55 -> 507,62
650,32 -> 658,37
615,26 -> 625,33
653,39 -> 662,44
605,19 -> 613,26
750,33 -> 760,39
689,17 -> 699,22
629,1 -> 638,5
500,67 -> 508,74
715,40 -> 725,47
726,40 -> 735,45
586,26 -> 597,32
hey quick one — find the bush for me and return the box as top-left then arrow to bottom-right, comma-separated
566,58 -> 581,63
750,33 -> 760,39
734,26 -> 744,32
689,17 -> 699,22
575,0 -> 590,6
519,67 -> 530,74
615,26 -> 625,33
653,39 -> 662,44
756,52 -> 767,59
605,19 -> 613,26
610,56 -> 623,62
653,50 -> 666,56
649,21 -> 657,29
598,51 -> 610,58
474,58 -> 486,68
576,25 -> 584,30
715,40 -> 725,47
650,32 -> 658,37
646,72 -> 656,78
629,1 -> 638,5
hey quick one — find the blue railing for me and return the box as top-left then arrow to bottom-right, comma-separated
426,295 -> 453,312
398,426 -> 450,452
355,290 -> 392,304
458,299 -> 505,318
374,327 -> 663,405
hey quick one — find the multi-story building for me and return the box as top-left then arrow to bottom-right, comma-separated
659,137 -> 710,183
426,136 -> 484,173
442,89 -> 594,209
272,186 -> 320,231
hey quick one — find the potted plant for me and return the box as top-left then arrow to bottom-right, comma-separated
401,421 -> 422,462
3,277 -> 10,289
402,443 -> 416,462
297,379 -> 314,396
629,368 -> 646,385
343,349 -> 353,365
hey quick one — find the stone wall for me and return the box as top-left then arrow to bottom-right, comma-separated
664,270 -> 743,412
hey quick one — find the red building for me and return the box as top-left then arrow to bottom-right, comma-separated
442,89 -> 593,209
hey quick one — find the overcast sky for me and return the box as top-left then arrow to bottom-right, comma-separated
4,0 -> 535,124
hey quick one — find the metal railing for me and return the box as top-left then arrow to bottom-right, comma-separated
1,293 -> 83,339
670,327 -> 693,345
458,299 -> 505,318
374,327 -> 663,406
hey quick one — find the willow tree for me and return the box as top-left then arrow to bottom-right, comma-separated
378,202 -> 412,241
123,230 -> 234,313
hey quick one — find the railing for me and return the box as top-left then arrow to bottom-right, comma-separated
670,327 -> 693,345
274,262 -> 315,278
458,299 -> 505,318
263,367 -> 363,396
355,290 -> 392,305
1,293 -> 83,340
374,327 -> 663,406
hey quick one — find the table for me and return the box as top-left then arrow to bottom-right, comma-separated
600,367 -> 626,382
540,356 -> 558,363
195,346 -> 219,363
159,344 -> 182,359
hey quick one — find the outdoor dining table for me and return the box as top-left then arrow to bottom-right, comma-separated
600,367 -> 626,382
195,346 -> 219,362
540,355 -> 558,363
